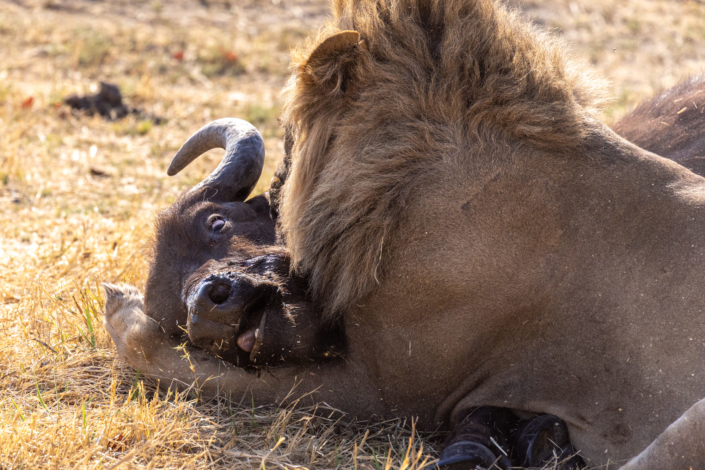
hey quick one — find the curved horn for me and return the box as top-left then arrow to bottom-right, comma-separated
168,118 -> 265,201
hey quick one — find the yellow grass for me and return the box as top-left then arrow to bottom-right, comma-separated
0,0 -> 704,468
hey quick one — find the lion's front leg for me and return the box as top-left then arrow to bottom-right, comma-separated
103,283 -> 261,395
103,283 -> 169,370
102,283 -> 369,409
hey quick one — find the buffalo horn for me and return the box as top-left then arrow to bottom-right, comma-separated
168,118 -> 265,201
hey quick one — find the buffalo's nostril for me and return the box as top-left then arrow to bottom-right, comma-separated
208,281 -> 231,305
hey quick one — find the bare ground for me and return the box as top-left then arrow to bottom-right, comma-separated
1,0 -> 704,468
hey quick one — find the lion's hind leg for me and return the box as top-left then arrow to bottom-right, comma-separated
620,398 -> 705,470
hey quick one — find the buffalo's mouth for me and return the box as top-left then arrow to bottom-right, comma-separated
184,254 -> 346,369
186,269 -> 279,367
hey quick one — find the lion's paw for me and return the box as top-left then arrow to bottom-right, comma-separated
103,283 -> 166,365
104,283 -> 143,318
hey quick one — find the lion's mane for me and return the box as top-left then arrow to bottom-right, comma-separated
280,0 -> 608,318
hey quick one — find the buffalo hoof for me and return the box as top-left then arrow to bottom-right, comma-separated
553,445 -> 585,470
432,441 -> 510,470
516,414 -> 585,469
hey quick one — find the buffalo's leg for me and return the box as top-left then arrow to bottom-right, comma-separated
515,414 -> 584,469
619,397 -> 705,470
439,409 -> 585,470
438,407 -> 517,469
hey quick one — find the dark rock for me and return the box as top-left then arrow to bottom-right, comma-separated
64,82 -> 165,124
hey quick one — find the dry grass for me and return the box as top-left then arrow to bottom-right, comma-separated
0,0 -> 704,468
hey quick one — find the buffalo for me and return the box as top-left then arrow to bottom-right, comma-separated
104,0 -> 705,468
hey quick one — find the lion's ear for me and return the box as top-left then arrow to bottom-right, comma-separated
304,30 -> 365,95
308,31 -> 361,64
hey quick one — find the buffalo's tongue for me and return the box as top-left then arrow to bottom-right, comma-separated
237,328 -> 258,352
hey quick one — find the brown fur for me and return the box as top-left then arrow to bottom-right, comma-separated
108,72 -> 705,468
144,190 -> 276,339
140,187 -> 343,367
280,0 -> 609,317
613,75 -> 705,173
107,0 -> 705,466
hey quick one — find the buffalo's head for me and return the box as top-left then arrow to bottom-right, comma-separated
145,119 -> 343,369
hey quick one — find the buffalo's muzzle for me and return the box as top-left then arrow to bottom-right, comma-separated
186,273 -> 272,355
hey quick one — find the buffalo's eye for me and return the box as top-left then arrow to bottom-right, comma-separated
210,216 -> 226,232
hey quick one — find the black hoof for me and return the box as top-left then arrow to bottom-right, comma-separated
516,414 -> 584,468
431,441 -> 507,470
554,445 -> 585,470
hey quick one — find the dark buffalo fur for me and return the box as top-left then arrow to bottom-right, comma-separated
613,75 -> 705,175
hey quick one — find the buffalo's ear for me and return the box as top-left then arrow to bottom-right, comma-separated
304,30 -> 365,95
